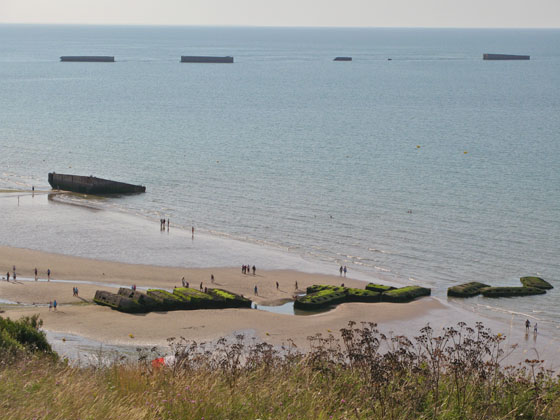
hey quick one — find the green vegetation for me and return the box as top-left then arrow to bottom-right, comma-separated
147,289 -> 185,310
94,287 -> 253,313
207,289 -> 252,308
365,283 -> 396,293
294,288 -> 348,310
345,288 -> 381,302
447,281 -> 490,297
306,284 -> 344,294
2,321 -> 560,419
482,286 -> 547,298
381,286 -> 431,303
520,276 -> 553,290
0,315 -> 55,357
172,287 -> 217,308
296,284 -> 431,310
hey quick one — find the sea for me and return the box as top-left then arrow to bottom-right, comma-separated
1,25 -> 559,338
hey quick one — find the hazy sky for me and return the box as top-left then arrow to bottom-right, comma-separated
1,0 -> 559,27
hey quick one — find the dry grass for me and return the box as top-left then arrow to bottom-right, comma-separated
1,322 -> 560,419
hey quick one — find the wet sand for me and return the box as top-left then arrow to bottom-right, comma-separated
0,245 -> 445,348
1,245 -> 559,370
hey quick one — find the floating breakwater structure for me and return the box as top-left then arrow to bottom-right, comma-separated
483,53 -> 530,60
333,57 -> 352,61
181,56 -> 234,63
48,173 -> 146,194
60,56 -> 115,62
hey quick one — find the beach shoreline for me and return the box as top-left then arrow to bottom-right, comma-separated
0,245 -> 445,346
2,244 -> 559,371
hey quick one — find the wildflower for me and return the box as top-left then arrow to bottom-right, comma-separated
341,399 -> 346,403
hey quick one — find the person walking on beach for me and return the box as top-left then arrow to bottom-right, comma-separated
254,285 -> 258,295
525,319 -> 531,333
211,274 -> 215,284
295,281 -> 298,290
47,268 -> 51,281
339,266 -> 343,276
6,271 -> 9,282
34,267 -> 38,281
53,300 -> 57,311
534,323 -> 538,335
276,281 -> 279,290
13,265 -> 16,278
252,265 -> 256,276
49,301 -> 52,311
167,219 -> 170,230
200,282 -> 203,291
343,266 -> 347,277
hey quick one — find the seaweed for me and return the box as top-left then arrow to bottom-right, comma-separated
381,286 -> 431,303
345,288 -> 381,303
447,282 -> 491,298
365,283 -> 396,293
294,289 -> 348,310
519,276 -> 553,290
481,287 -> 546,298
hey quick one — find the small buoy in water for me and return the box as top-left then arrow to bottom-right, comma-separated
388,58 -> 392,61
464,151 -> 468,154
416,145 -> 421,149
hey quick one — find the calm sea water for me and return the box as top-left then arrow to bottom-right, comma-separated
1,25 -> 559,333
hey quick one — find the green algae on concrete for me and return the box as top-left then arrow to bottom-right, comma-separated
381,286 -> 431,303
365,283 -> 396,293
519,277 -> 553,290
447,282 -> 491,298
481,286 -> 547,298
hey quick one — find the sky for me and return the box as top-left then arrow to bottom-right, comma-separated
0,0 -> 559,27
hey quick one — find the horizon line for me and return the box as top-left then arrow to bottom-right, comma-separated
1,22 -> 559,30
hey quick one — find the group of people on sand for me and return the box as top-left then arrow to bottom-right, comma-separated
180,274 -> 214,290
525,319 -> 538,335
72,287 -> 79,297
160,218 -> 169,231
339,266 -> 347,277
4,266 -> 51,281
242,265 -> 256,275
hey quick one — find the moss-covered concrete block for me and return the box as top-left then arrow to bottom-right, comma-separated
447,282 -> 491,297
147,289 -> 187,310
172,287 -> 221,309
519,277 -> 553,290
207,288 -> 252,308
93,290 -> 144,313
381,286 -> 431,303
294,288 -> 348,310
345,288 -> 381,303
481,287 -> 546,298
366,283 -> 396,293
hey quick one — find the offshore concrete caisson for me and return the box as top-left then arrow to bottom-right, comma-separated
48,173 -> 146,194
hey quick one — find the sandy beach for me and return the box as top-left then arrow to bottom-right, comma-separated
0,245 -> 448,348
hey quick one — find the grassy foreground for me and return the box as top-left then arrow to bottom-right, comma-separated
1,319 -> 560,419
